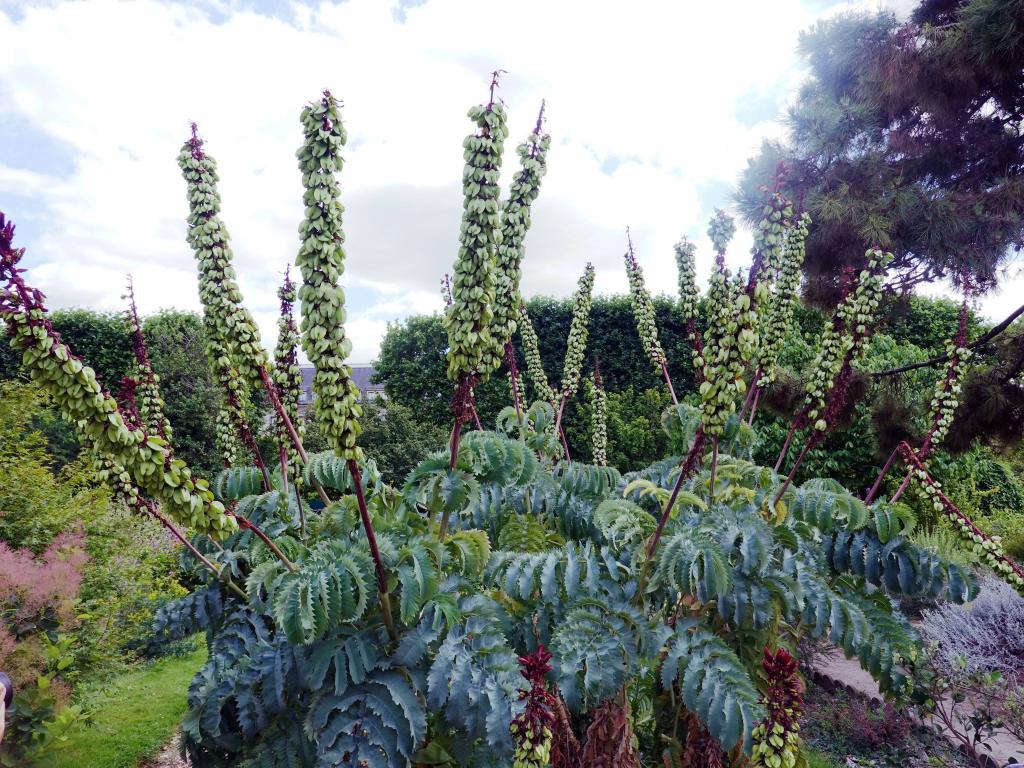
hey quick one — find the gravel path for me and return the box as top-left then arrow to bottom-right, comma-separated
818,647 -> 1024,766
138,733 -> 190,768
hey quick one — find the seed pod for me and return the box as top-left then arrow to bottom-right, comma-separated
295,91 -> 363,460
272,266 -> 305,485
0,215 -> 235,537
488,102 -> 551,365
559,263 -> 595,400
444,86 -> 509,382
625,237 -> 667,372
758,213 -> 810,388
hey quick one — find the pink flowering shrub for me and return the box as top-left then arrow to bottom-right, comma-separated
0,527 -> 88,689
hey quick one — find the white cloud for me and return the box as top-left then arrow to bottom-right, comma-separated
2,0 -> 1002,370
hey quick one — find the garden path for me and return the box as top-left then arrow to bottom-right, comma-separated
819,648 -> 1024,767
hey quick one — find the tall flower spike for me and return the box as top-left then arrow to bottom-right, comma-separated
800,249 -> 891,434
751,648 -> 803,768
295,91 -> 362,460
444,76 -> 509,383
674,236 -> 700,335
489,100 -> 551,361
273,266 -> 305,485
178,125 -> 263,471
758,213 -> 810,389
698,210 -> 745,438
177,123 -> 270,388
510,645 -> 557,768
123,276 -> 173,445
0,212 -> 235,538
750,186 -> 793,283
625,232 -> 667,374
519,303 -> 558,406
559,262 -> 595,403
590,357 -> 608,467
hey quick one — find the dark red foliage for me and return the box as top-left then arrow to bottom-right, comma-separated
579,699 -> 640,768
512,646 -> 557,757
761,647 -> 804,731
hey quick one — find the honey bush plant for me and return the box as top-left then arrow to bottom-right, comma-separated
0,77 -> 1007,768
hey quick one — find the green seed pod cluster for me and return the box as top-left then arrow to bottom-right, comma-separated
511,720 -> 552,768
801,249 -> 891,432
911,464 -> 1024,593
0,228 -> 235,538
674,236 -> 700,331
696,211 -> 745,437
698,267 -> 745,436
444,94 -> 509,382
559,263 -> 595,400
751,649 -> 803,768
273,268 -> 305,483
489,107 -> 551,357
922,340 -> 972,458
625,246 -> 667,372
751,188 -> 793,278
178,125 -> 269,389
758,213 -> 810,388
519,304 -> 558,406
295,91 -> 363,460
707,208 -> 736,256
589,370 -> 608,467
123,280 -> 173,444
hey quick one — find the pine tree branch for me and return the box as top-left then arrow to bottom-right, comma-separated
873,301 -> 1024,378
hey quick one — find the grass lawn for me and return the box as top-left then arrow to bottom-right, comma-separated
33,645 -> 205,768
806,749 -> 842,768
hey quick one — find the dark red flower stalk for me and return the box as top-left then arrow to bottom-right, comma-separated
751,647 -> 804,768
511,645 -> 557,768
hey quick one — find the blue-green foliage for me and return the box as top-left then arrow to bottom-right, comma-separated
158,422 -> 972,765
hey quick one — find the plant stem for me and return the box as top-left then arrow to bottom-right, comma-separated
889,467 -> 914,503
774,440 -> 812,506
259,364 -> 307,463
708,437 -> 719,504
739,368 -> 761,420
471,401 -> 483,431
278,445 -> 289,494
647,429 -> 706,558
864,446 -> 899,503
145,501 -> 247,600
661,359 -> 678,406
233,513 -> 296,572
347,459 -> 398,642
293,481 -> 306,540
774,424 -> 797,472
747,387 -> 761,425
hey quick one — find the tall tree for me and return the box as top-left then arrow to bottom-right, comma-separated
740,0 -> 1024,302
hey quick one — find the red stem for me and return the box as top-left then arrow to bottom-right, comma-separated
143,500 -> 247,599
774,439 -> 813,506
774,425 -> 797,472
661,359 -> 679,406
348,458 -> 398,642
232,512 -> 296,571
747,387 -> 761,425
647,428 -> 706,557
864,447 -> 899,503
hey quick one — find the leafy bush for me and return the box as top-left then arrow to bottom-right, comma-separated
0,82 -> 1003,768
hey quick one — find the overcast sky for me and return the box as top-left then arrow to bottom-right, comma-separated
3,0 -> 1017,363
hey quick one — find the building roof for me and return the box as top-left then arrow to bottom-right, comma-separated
298,364 -> 383,405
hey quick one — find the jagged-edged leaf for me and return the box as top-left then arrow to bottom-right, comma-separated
308,669 -> 426,767
272,542 -> 373,644
660,621 -> 764,754
214,465 -> 268,501
497,514 -> 563,552
550,599 -> 657,711
426,615 -> 519,757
